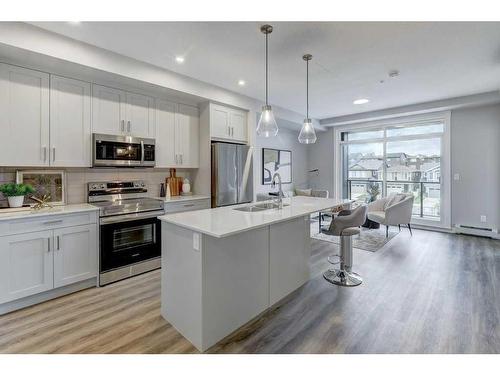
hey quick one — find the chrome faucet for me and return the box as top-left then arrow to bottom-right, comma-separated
271,172 -> 284,209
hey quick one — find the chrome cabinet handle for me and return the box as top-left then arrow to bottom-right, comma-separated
228,126 -> 231,136
231,127 -> 234,137
43,146 -> 47,162
121,120 -> 125,132
183,204 -> 195,207
127,121 -> 131,133
43,220 -> 63,225
56,235 -> 60,251
52,147 -> 56,162
47,238 -> 51,252
175,154 -> 178,164
180,154 -> 183,164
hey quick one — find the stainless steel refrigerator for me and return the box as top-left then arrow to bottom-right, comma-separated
211,142 -> 253,207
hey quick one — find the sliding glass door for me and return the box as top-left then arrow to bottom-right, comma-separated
340,118 -> 448,226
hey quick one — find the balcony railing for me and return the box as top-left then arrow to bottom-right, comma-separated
347,179 -> 441,218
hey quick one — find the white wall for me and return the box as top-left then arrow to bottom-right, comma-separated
254,127 -> 310,196
310,102 -> 500,231
307,128 -> 335,195
451,104 -> 500,230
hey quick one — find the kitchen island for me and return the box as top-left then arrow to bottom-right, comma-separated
158,196 -> 351,351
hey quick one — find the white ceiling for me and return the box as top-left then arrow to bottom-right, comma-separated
31,22 -> 500,120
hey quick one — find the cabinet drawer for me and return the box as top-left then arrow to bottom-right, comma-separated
0,212 -> 98,237
164,199 -> 210,214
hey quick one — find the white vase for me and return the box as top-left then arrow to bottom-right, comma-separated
7,195 -> 24,208
182,179 -> 191,193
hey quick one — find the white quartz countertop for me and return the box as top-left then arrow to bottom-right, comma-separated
155,195 -> 210,203
0,203 -> 99,221
158,196 -> 351,238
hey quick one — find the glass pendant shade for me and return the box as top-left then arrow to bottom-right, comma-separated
298,53 -> 316,144
257,104 -> 279,137
298,118 -> 317,144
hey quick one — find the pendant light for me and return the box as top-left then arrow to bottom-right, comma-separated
256,24 -> 278,137
298,54 -> 317,144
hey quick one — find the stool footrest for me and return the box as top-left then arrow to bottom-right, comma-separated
327,254 -> 340,265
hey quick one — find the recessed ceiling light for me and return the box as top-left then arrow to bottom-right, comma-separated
175,56 -> 185,64
238,80 -> 246,86
353,98 -> 370,105
388,69 -> 400,78
68,21 -> 81,25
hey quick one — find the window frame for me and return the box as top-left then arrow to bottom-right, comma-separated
333,111 -> 451,229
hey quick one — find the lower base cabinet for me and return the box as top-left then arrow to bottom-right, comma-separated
0,230 -> 54,304
54,225 -> 98,288
0,222 -> 98,306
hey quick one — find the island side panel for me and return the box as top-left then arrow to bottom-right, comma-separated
161,222 -> 203,350
269,215 -> 311,306
202,226 -> 270,351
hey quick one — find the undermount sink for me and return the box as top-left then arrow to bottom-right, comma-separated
233,202 -> 290,212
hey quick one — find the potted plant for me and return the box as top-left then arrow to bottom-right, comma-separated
0,183 -> 35,208
366,181 -> 380,203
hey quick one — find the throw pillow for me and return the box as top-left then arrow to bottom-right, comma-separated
385,193 -> 407,209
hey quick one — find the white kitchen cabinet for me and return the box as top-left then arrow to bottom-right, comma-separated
50,75 -> 92,167
0,210 -> 98,311
53,224 -> 97,288
92,84 -> 127,135
126,92 -> 156,138
0,230 -> 53,304
92,84 -> 155,138
210,104 -> 230,139
210,103 -> 247,143
230,110 -> 247,142
155,99 -> 177,167
0,63 -> 50,167
156,101 -> 199,168
176,104 -> 199,168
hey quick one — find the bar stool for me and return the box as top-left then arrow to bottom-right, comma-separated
322,205 -> 367,287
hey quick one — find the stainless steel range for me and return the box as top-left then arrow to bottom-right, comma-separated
88,180 -> 164,286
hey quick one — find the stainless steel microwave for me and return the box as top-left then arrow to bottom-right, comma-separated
92,133 -> 156,168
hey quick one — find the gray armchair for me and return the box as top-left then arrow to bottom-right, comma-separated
367,193 -> 414,237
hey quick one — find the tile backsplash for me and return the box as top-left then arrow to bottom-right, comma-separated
0,168 -> 193,206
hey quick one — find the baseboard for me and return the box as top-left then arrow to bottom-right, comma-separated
410,223 -> 453,234
453,224 -> 499,239
0,278 -> 97,316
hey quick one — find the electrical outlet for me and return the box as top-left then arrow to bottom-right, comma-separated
480,215 -> 487,223
193,232 -> 200,251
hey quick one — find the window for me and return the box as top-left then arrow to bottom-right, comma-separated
339,117 -> 448,225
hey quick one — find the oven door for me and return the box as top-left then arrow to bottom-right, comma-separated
94,139 -> 142,167
100,215 -> 161,272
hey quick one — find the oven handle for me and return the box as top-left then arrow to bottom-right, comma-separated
100,210 -> 164,225
140,140 -> 145,165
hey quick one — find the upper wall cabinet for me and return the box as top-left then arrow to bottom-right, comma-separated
176,104 -> 199,168
210,103 -> 248,143
156,99 -> 177,167
156,100 -> 199,168
0,63 -> 50,167
126,92 -> 156,138
92,84 -> 155,138
50,75 -> 92,167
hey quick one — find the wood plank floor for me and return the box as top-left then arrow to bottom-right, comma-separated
1,228 -> 499,354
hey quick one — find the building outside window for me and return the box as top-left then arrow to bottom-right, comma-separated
337,114 -> 450,227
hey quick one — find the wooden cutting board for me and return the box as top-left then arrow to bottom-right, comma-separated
167,169 -> 181,196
